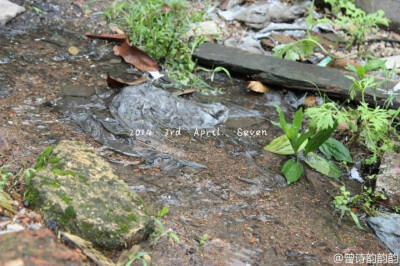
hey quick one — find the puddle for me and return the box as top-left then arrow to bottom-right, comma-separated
0,1 -> 391,265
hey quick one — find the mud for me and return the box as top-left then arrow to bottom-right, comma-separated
0,0 -> 390,265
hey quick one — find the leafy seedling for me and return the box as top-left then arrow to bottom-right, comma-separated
198,234 -> 209,246
266,105 -> 338,183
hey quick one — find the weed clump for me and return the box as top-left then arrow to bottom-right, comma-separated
103,0 -> 216,91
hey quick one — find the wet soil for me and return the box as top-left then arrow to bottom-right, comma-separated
0,0 -> 389,265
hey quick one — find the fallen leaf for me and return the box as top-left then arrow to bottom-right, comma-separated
163,3 -> 173,13
68,46 -> 79,55
205,35 -> 216,44
173,89 -> 197,96
337,120 -> 356,130
303,94 -> 317,107
106,73 -> 147,89
247,81 -> 269,93
329,58 -> 358,70
85,32 -> 126,42
108,25 -> 125,35
113,40 -> 158,72
261,38 -> 275,51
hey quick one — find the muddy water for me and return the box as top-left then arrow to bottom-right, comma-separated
0,1 -> 389,265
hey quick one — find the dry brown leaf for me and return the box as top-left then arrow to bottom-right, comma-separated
108,25 -> 125,35
329,58 -> 358,70
113,40 -> 158,72
106,73 -> 147,89
270,33 -> 296,45
303,94 -> 318,107
85,32 -> 126,42
173,89 -> 197,96
247,81 -> 269,93
261,38 -> 275,51
163,3 -> 173,13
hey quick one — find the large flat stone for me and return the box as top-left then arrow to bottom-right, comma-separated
0,0 -> 25,26
193,43 -> 399,107
26,140 -> 153,249
375,151 -> 400,207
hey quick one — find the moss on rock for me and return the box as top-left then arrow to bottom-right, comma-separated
29,141 -> 153,250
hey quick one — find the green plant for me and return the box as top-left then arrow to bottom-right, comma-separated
334,185 -> 387,229
345,59 -> 386,102
306,102 -> 352,131
195,66 -> 231,82
198,234 -> 209,246
103,0 -> 218,92
265,105 -> 338,183
150,216 -> 181,246
273,3 -> 331,61
324,0 -> 390,47
356,103 -> 399,164
0,165 -> 13,190
334,185 -> 364,229
125,251 -> 151,266
156,206 -> 169,218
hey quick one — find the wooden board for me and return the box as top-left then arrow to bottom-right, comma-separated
193,43 -> 399,107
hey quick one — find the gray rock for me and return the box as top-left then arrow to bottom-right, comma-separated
60,85 -> 96,97
0,0 -> 25,26
368,213 -> 400,256
218,1 -> 310,29
26,140 -> 153,249
375,152 -> 400,207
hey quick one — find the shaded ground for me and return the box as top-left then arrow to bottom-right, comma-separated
0,0 -> 390,265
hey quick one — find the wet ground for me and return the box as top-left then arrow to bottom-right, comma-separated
0,0 -> 390,265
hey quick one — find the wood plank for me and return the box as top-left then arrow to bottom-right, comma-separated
193,43 -> 399,106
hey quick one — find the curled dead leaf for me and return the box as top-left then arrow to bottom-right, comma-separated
108,25 -> 125,35
247,81 -> 269,93
113,40 -> 158,72
85,32 -> 126,42
106,73 -> 147,89
303,94 -> 318,107
172,89 -> 197,96
337,120 -> 356,131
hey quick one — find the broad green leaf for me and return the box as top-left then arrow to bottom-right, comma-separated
345,65 -> 357,73
304,123 -> 337,155
275,105 -> 288,134
350,212 -> 364,230
281,159 -> 304,184
319,138 -> 352,163
292,107 -> 303,132
304,152 -> 341,179
264,135 -> 307,155
365,59 -> 386,73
